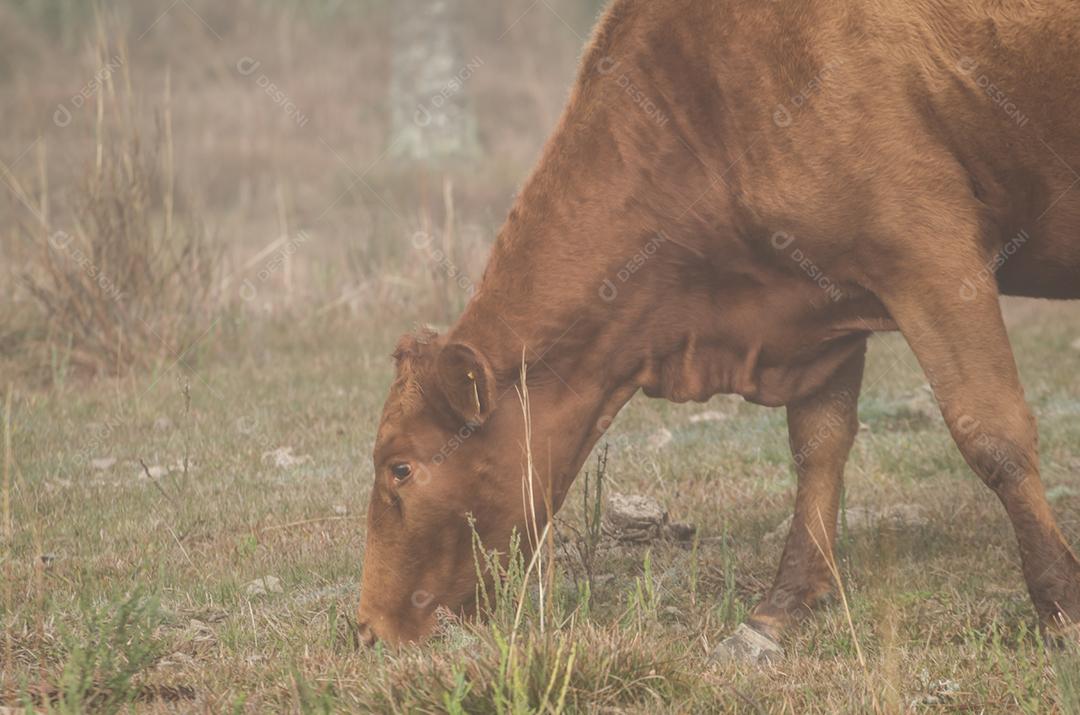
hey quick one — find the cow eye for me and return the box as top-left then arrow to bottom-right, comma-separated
390,463 -> 412,482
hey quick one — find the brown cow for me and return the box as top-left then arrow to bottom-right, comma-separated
358,0 -> 1080,658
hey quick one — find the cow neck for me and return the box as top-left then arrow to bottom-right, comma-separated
444,81 -> 656,387
446,59 -> 722,395
447,220 -> 625,390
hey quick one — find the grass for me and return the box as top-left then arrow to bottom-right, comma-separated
13,43 -> 219,380
0,305 -> 1077,712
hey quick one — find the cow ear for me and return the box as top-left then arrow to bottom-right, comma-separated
435,342 -> 497,426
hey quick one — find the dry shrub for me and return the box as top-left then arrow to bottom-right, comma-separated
17,42 -> 219,378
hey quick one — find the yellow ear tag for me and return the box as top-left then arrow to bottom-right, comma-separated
467,371 -> 481,416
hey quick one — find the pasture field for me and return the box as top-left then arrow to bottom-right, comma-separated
1,1 -> 1079,712
2,303 -> 1079,713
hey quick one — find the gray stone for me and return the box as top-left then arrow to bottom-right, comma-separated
605,493 -> 667,542
712,623 -> 783,665
244,575 -> 283,598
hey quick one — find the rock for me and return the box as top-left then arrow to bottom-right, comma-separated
176,618 -> 217,651
605,493 -> 668,542
292,582 -> 356,607
689,411 -> 728,424
647,428 -> 673,450
262,446 -> 311,468
244,575 -> 283,598
154,416 -> 174,432
191,608 -> 228,624
909,675 -> 961,708
91,457 -> 117,471
665,521 -> 697,542
158,651 -> 198,668
604,493 -> 697,543
712,623 -> 783,665
139,459 -> 192,479
766,504 -> 930,542
1071,337 -> 1080,352
142,464 -> 169,479
333,504 -> 348,516
156,614 -> 222,667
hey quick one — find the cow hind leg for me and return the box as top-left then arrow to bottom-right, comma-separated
884,266 -> 1080,640
713,345 -> 866,663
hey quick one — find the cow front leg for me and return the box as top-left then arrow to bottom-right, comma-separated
713,345 -> 865,663
882,268 -> 1080,641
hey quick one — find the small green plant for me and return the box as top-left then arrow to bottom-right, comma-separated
472,520 -> 531,634
559,446 -> 607,614
716,521 -> 744,627
581,446 -> 606,583
623,549 -> 663,630
1054,643 -> 1080,715
688,531 -> 701,608
52,591 -> 163,713
292,667 -> 336,714
442,668 -> 473,715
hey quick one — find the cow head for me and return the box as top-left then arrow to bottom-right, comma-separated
356,328 -> 628,646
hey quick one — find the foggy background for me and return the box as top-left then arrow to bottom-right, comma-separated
0,0 -> 607,378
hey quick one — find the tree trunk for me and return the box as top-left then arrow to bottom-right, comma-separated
388,0 -> 481,164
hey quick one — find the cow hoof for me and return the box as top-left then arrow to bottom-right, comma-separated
711,623 -> 783,665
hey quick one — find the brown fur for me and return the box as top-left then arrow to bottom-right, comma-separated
358,0 -> 1080,647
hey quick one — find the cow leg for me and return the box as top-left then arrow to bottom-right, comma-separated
713,345 -> 865,663
883,272 -> 1080,640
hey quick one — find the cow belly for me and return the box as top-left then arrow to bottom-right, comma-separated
641,332 -> 868,409
993,230 -> 1080,300
998,259 -> 1080,300
997,199 -> 1080,300
745,334 -> 868,408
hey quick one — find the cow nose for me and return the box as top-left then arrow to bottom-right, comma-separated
356,620 -> 378,648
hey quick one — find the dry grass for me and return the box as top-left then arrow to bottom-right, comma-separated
0,309 -> 1077,712
17,90 -> 218,378
0,0 -> 585,366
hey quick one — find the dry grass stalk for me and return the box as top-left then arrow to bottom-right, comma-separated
811,509 -> 869,669
514,351 -> 550,638
2,383 -> 12,685
17,35 -> 218,378
806,512 -> 893,710
2,383 -> 11,543
275,181 -> 294,304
